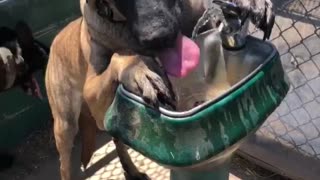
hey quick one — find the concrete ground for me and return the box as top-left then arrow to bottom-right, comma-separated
0,126 -> 288,180
21,132 -> 241,180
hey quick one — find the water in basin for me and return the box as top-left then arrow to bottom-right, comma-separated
169,64 -> 231,112
168,29 -> 230,111
166,29 -> 273,112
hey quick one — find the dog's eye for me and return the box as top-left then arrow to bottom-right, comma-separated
96,0 -> 112,19
97,0 -> 126,23
105,5 -> 114,20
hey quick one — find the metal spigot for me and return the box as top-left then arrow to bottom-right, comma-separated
192,0 -> 275,49
214,0 -> 247,49
192,0 -> 247,49
219,15 -> 246,49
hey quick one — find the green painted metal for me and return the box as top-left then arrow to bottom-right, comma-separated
0,0 -> 81,46
104,43 -> 290,168
0,71 -> 50,149
0,0 -> 81,149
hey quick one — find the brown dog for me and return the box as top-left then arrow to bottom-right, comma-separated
45,0 -> 274,179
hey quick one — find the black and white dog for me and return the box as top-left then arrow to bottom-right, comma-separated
0,21 -> 49,171
0,21 -> 48,97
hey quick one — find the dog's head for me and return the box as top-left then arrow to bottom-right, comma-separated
84,0 -> 185,52
83,0 -> 201,77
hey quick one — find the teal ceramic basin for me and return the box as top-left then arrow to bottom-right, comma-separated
104,36 -> 290,168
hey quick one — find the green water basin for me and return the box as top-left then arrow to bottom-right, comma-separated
104,36 -> 290,168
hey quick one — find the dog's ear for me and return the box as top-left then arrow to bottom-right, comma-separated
14,21 -> 34,48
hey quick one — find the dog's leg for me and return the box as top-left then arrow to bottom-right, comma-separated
53,115 -> 79,180
79,102 -> 97,169
46,57 -> 83,180
50,90 -> 82,180
113,138 -> 150,180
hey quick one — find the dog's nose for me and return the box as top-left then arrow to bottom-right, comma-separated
139,28 -> 177,50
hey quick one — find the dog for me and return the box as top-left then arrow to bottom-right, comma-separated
0,22 -> 48,97
0,22 -> 48,171
45,0 -> 274,179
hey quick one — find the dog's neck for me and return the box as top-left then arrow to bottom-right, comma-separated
80,1 -> 142,74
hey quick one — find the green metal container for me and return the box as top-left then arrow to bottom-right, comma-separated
0,0 -> 80,149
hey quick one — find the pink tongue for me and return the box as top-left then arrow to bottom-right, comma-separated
158,33 -> 200,78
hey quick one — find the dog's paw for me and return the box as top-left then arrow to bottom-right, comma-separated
233,0 -> 275,40
124,172 -> 151,180
119,55 -> 176,109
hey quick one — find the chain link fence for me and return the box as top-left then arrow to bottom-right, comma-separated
249,0 -> 320,160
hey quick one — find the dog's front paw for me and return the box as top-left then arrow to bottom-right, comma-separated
233,0 -> 275,40
119,55 -> 176,109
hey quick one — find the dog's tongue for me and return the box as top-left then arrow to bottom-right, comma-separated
158,33 -> 200,78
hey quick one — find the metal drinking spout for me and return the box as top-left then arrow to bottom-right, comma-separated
219,16 -> 247,50
215,0 -> 247,50
189,0 -> 253,87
